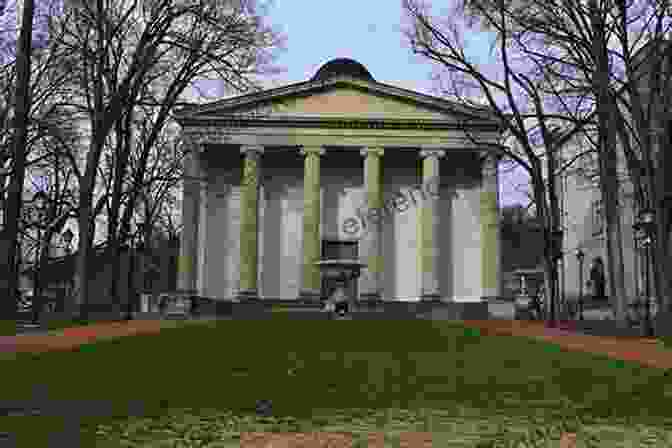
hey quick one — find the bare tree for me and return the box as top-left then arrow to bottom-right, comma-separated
401,0 -> 598,324
462,0 -> 672,328
48,0 -> 284,319
0,0 -> 85,320
1,0 -> 36,321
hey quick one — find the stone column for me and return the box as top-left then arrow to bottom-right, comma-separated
359,146 -> 384,300
197,158 -> 208,297
480,151 -> 501,299
418,149 -> 445,300
237,145 -> 264,300
299,146 -> 326,300
177,139 -> 203,293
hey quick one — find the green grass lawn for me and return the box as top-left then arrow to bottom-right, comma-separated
0,319 -> 17,336
2,318 -> 672,446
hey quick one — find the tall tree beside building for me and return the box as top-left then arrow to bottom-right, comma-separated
47,0 -> 284,318
401,0 -> 595,324
1,0 -> 34,321
459,0 -> 672,325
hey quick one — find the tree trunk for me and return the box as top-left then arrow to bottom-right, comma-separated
1,0 -> 35,321
591,0 -> 628,325
531,161 -> 559,325
73,196 -> 91,318
73,0 -> 107,320
106,110 -> 133,318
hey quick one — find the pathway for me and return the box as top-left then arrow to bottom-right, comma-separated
464,319 -> 672,370
1,317 -> 671,371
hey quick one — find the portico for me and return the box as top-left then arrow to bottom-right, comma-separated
175,58 -> 503,303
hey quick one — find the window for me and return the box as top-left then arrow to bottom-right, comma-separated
591,199 -> 604,236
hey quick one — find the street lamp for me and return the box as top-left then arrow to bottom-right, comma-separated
126,220 -> 145,320
633,207 -> 655,337
576,248 -> 585,320
546,229 -> 564,326
31,191 -> 49,323
60,228 -> 74,310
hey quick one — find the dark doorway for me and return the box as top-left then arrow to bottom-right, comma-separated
321,240 -> 358,300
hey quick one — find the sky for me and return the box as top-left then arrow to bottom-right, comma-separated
0,0 -> 531,208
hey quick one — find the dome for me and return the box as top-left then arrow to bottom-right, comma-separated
311,58 -> 375,82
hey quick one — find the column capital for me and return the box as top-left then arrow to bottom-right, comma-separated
360,147 -> 384,157
241,145 -> 264,157
419,149 -> 446,159
479,149 -> 501,164
480,150 -> 500,178
300,146 -> 326,157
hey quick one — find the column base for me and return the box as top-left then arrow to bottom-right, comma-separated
359,291 -> 382,301
298,289 -> 322,301
420,292 -> 442,301
236,289 -> 259,301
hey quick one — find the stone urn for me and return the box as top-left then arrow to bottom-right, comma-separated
315,259 -> 367,314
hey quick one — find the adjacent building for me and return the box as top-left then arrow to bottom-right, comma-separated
560,39 -> 672,307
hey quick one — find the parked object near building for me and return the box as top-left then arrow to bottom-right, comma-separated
513,268 -> 546,320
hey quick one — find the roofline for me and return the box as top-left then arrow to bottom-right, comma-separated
175,76 -> 501,125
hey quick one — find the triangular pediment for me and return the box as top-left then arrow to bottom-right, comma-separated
176,77 -> 499,125
228,85 -> 450,119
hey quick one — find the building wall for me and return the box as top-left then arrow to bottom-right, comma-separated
202,147 -> 485,301
560,145 -> 641,301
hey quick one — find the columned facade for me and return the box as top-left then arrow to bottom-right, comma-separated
175,58 -> 503,303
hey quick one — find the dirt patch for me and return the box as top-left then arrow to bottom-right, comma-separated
464,320 -> 672,369
0,319 -> 180,355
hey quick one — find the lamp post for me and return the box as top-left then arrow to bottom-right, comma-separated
576,248 -> 585,320
30,191 -> 48,323
633,207 -> 655,337
126,221 -> 145,320
547,229 -> 564,325
61,228 -> 74,310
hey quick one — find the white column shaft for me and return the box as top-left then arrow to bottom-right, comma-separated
177,142 -> 202,293
419,149 -> 445,300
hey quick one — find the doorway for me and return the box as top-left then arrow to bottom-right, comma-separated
321,240 -> 358,300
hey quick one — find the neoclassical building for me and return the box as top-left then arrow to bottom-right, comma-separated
174,58 -> 504,303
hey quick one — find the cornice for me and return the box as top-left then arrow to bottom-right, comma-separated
178,116 -> 502,132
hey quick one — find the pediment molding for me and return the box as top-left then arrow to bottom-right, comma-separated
176,76 -> 501,128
